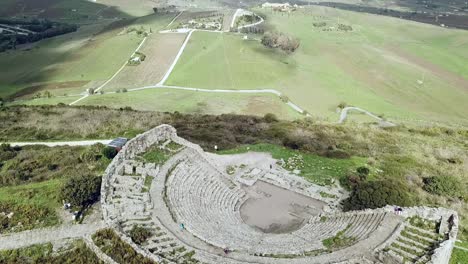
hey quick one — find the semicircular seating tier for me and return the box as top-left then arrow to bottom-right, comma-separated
165,148 -> 390,255
101,125 -> 460,264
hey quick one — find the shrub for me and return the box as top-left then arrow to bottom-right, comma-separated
356,166 -> 370,177
60,174 -> 102,208
122,88 -> 128,93
325,149 -> 351,159
129,225 -> 152,245
423,175 -> 465,199
102,146 -> 117,159
93,228 -> 156,264
264,113 -> 279,123
280,95 -> 289,103
343,179 -> 413,211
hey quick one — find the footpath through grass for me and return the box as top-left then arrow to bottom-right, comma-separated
218,143 -> 367,185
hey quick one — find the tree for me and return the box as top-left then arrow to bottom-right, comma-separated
343,180 -> 413,211
60,175 -> 102,208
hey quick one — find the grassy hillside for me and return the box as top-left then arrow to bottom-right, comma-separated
77,88 -> 301,120
0,11 -> 176,99
0,106 -> 466,239
166,6 -> 468,126
0,143 -> 111,232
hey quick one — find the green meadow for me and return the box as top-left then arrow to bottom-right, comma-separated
77,88 -> 301,120
166,6 -> 468,126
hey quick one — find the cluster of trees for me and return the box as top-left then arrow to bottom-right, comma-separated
337,24 -> 353,31
0,18 -> 77,52
261,31 -> 300,53
313,22 -> 327,27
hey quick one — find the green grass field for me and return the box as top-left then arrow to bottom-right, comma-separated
9,96 -> 82,106
0,12 -> 176,100
76,88 -> 301,119
0,179 -> 62,232
450,247 -> 468,264
166,6 -> 468,126
218,143 -> 368,185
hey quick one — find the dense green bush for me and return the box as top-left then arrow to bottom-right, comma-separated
129,225 -> 152,245
102,146 -> 117,159
60,175 -> 102,208
343,180 -> 413,211
264,113 -> 279,123
93,228 -> 156,264
423,175 -> 466,199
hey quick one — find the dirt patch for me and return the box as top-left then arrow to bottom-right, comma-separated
240,180 -> 325,234
12,81 -> 90,99
245,96 -> 290,118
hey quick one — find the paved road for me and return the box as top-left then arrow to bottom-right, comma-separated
3,140 -> 112,147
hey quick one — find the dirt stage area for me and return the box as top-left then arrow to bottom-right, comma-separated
241,181 -> 326,233
103,33 -> 186,92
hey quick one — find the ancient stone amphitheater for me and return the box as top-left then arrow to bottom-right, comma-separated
101,125 -> 458,264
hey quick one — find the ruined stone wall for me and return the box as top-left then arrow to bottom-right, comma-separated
377,205 -> 458,264
429,213 -> 458,264
101,124 -> 177,224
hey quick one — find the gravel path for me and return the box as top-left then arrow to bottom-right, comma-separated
157,30 -> 194,86
0,222 -> 104,250
339,106 -> 395,126
3,139 -> 112,147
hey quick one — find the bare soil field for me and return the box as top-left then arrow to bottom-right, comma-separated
222,9 -> 236,31
103,33 -> 186,91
